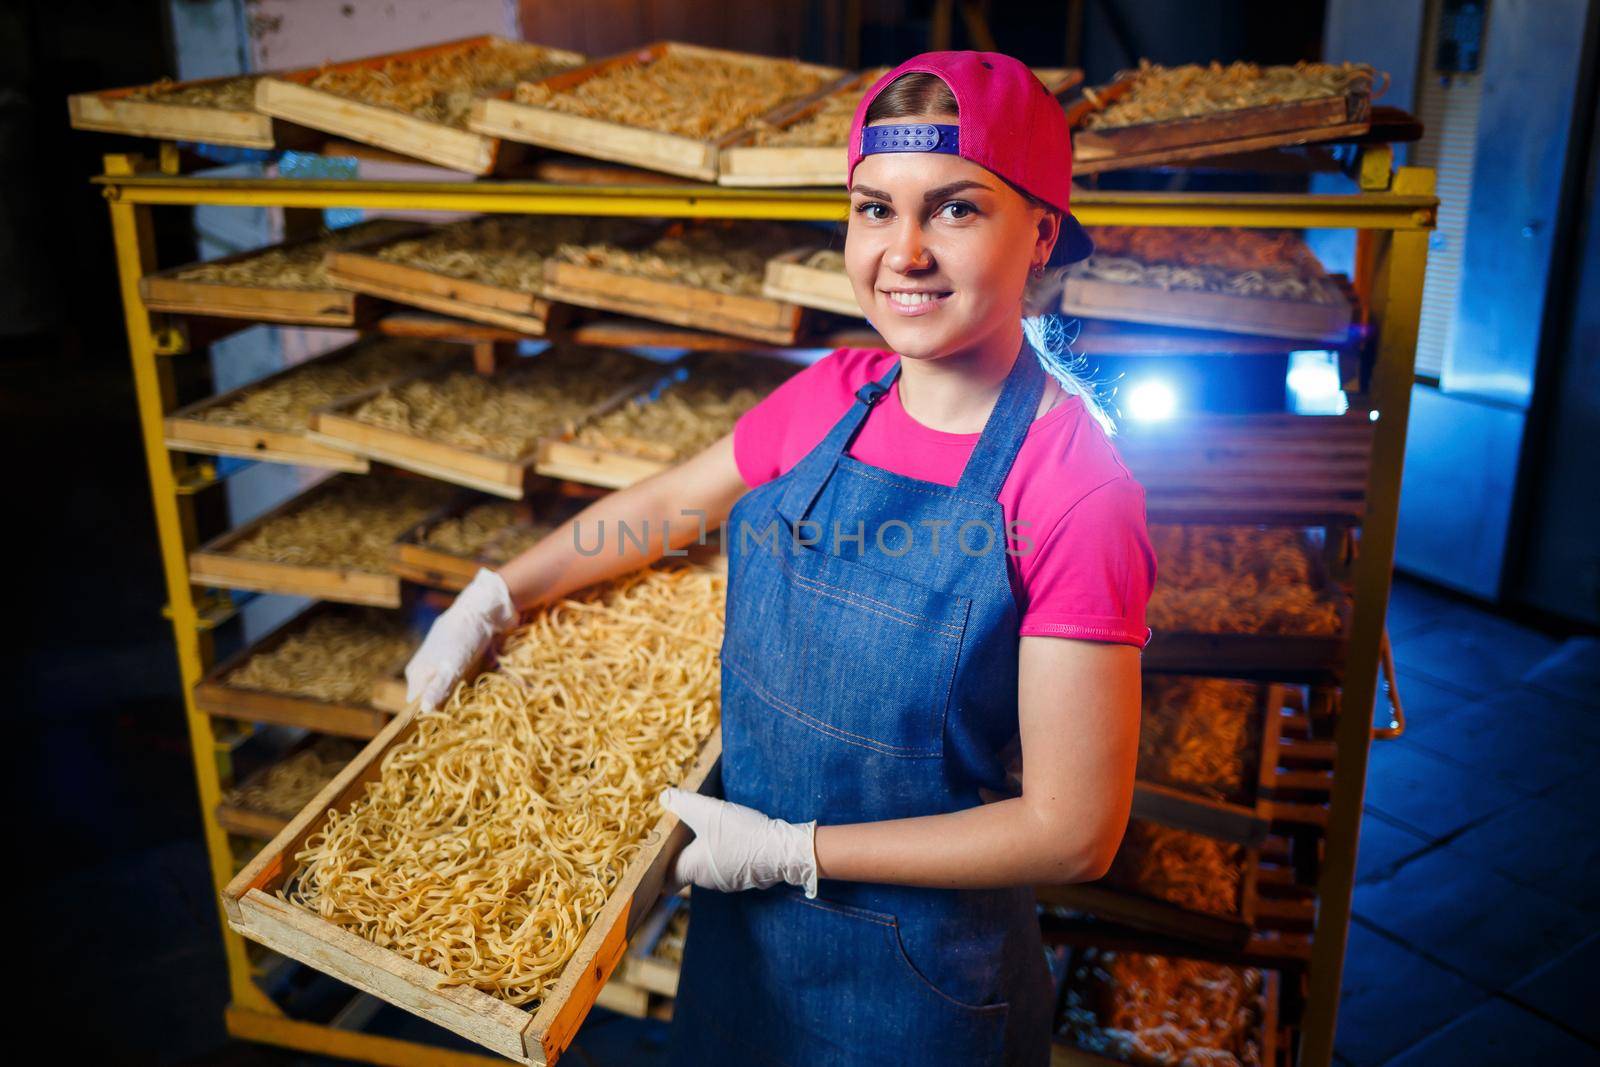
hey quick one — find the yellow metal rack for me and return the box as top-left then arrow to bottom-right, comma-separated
98,148 -> 1434,1067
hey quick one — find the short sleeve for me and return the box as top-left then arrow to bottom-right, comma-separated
1016,476 -> 1157,648
732,348 -> 856,489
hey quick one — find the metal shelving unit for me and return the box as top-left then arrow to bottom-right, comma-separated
98,146 -> 1434,1067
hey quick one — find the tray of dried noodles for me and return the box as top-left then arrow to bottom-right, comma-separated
391,495 -> 581,592
309,347 -> 660,499
1061,227 -> 1352,343
469,41 -> 844,182
761,246 -> 859,317
324,215 -> 655,335
1142,524 -> 1353,682
189,473 -> 459,607
164,337 -> 459,471
255,36 -> 585,174
139,219 -> 421,326
542,219 -> 819,344
1067,59 -> 1380,173
1054,946 -> 1278,1067
1132,678 -> 1284,847
221,559 -> 726,1065
537,351 -> 800,489
1038,818 -> 1262,947
217,736 -> 366,840
68,72 -> 312,149
718,65 -> 1081,187
195,603 -> 420,739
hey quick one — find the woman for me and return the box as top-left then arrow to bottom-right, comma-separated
406,50 -> 1156,1067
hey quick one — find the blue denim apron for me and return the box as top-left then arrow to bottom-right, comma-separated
668,343 -> 1054,1067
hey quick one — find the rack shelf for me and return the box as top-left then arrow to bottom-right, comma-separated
101,141 -> 1432,1067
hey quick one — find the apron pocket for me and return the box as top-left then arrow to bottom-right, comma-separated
726,539 -> 970,759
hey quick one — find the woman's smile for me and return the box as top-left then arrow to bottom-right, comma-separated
881,288 -> 955,316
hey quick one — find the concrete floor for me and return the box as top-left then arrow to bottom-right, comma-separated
16,355 -> 1597,1065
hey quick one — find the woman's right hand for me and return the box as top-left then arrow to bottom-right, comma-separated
404,568 -> 518,712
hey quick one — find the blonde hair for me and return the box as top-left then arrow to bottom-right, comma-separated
861,71 -> 1118,438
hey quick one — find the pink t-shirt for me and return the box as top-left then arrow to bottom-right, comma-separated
733,347 -> 1157,647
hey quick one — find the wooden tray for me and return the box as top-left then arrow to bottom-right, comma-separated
189,474 -> 459,607
760,246 -> 858,317
391,494 -> 580,591
217,735 -> 367,840
323,217 -> 655,336
1069,73 -> 1374,174
256,36 -> 585,174
1132,681 -> 1285,847
470,41 -> 843,182
220,702 -> 722,1065
1120,413 -> 1374,527
163,337 -> 460,471
717,66 -> 1082,187
194,602 -> 417,739
140,219 -> 421,326
1039,820 -> 1263,948
68,73 -> 310,149
1061,276 -> 1351,343
310,355 -> 661,499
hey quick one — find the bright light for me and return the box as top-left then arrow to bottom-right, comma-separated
1127,379 -> 1177,420
1287,350 -> 1349,415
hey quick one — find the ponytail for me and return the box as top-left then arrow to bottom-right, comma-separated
1022,312 -> 1119,439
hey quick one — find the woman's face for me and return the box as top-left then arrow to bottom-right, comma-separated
846,115 -> 1056,361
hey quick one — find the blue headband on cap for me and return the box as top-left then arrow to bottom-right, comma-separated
860,123 -> 961,156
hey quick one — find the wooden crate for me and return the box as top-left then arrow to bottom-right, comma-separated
68,73 -> 309,149
470,41 -> 843,182
1061,275 -> 1352,343
391,495 -> 580,591
1132,681 -> 1285,847
760,247 -> 858,317
163,336 -> 460,471
323,217 -> 655,336
217,736 -> 367,841
537,352 -> 799,489
189,474 -> 459,607
1068,71 -> 1374,174
310,354 -> 661,499
255,36 -> 585,174
1052,957 -> 1278,1067
1120,412 -> 1374,527
220,703 -> 722,1065
194,602 -> 417,739
1038,820 -> 1263,948
718,66 -> 1082,187
140,219 -> 421,326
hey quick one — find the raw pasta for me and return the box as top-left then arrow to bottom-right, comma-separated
224,477 -> 455,572
226,738 -> 365,819
171,219 -> 420,291
226,609 -> 417,705
1139,677 -> 1264,803
1082,59 -> 1375,130
1147,525 -> 1343,636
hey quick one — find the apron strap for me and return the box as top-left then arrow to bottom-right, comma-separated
953,339 -> 1048,501
775,360 -> 902,526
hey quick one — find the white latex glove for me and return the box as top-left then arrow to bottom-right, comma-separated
659,788 -> 819,899
404,568 -> 517,712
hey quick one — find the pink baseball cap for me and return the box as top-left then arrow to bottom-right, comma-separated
846,51 -> 1093,266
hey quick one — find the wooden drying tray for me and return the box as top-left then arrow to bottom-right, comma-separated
310,361 -> 660,499
220,701 -> 722,1065
255,36 -> 585,175
1123,412 -> 1375,528
1132,682 -> 1285,847
189,474 -> 455,607
140,219 -> 421,326
470,41 -> 844,182
543,249 -> 807,346
163,337 -> 455,472
391,495 -> 581,592
217,735 -> 365,841
325,223 -> 564,337
1068,71 -> 1375,174
1038,821 -> 1265,949
194,602 -> 415,740
68,72 -> 314,149
718,66 -> 1082,187
1053,966 -> 1279,1067
761,246 -> 858,317
1061,269 -> 1352,344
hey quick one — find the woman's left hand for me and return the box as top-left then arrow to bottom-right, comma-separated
658,789 -> 819,898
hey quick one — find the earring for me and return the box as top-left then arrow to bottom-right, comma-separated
1030,262 -> 1045,278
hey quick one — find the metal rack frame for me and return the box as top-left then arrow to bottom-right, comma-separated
99,147 -> 1434,1067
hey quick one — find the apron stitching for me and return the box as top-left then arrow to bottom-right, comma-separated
726,657 -> 943,757
840,462 -> 994,506
778,555 -> 966,635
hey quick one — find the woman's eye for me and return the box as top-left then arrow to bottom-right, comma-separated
939,201 -> 976,220
854,202 -> 889,220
